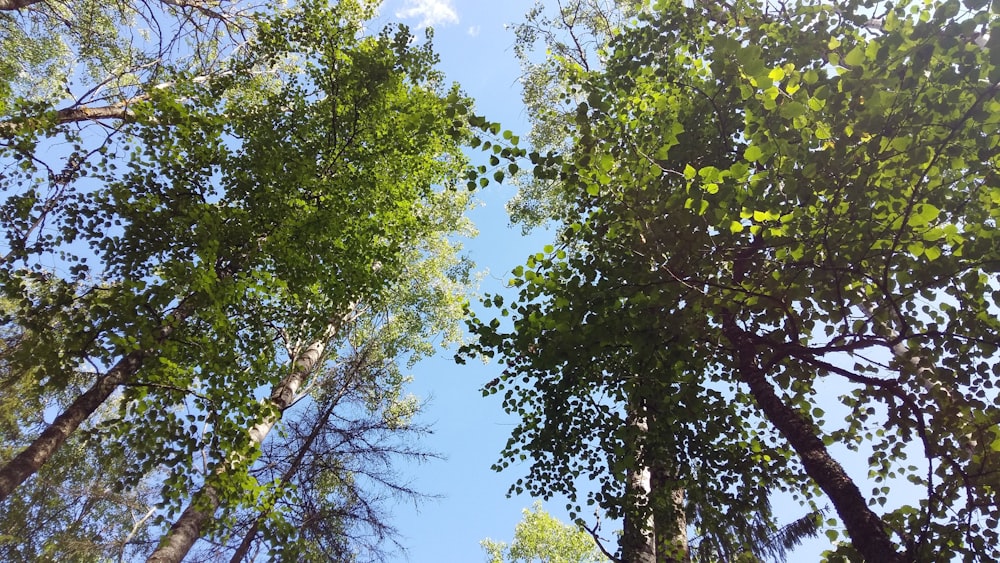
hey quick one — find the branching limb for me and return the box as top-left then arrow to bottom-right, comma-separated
721,312 -> 904,563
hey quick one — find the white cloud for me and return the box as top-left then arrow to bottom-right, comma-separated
395,0 -> 459,29
467,25 -> 480,37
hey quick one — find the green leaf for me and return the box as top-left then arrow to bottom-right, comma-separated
598,154 -> 614,172
780,101 -> 806,119
891,137 -> 911,152
844,46 -> 866,66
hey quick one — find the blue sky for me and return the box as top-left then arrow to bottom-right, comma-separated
371,2 -> 582,561
0,0 -> 931,559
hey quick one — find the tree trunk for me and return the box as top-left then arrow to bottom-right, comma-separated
228,510 -> 262,563
721,314 -> 903,563
228,371 -> 353,563
622,398 -> 690,563
147,306 -> 354,563
622,461 -> 657,563
146,487 -> 220,563
652,466 -> 688,563
0,299 -> 193,501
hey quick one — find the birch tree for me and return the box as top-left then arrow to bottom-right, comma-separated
0,0 -> 290,498
216,225 -> 473,562
2,5 -> 475,562
473,2 -> 812,561
468,0 -> 1000,560
0,294 -> 157,561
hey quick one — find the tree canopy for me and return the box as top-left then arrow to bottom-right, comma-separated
3,0 -> 1000,560
465,0 -> 1000,560
482,502 -> 610,563
0,0 -> 478,559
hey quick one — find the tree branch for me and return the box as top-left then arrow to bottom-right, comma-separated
0,0 -> 44,10
0,100 -> 142,137
0,71 -> 239,137
721,312 -> 904,563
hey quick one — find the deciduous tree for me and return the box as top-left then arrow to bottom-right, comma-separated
0,294 -> 157,562
1,0 -> 477,560
482,502 -> 609,563
467,0 -> 1000,560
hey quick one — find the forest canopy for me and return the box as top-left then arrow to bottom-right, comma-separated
1,0 -> 475,560
465,0 -> 1000,561
1,0 -> 999,561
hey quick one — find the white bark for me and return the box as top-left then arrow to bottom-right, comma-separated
146,305 -> 357,563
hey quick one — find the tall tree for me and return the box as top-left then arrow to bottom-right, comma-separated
1,3 -> 476,562
467,0 -> 1000,560
0,0 -> 286,500
148,185 -> 475,562
220,227 -> 473,562
0,293 -> 158,562
158,231 -> 472,562
476,2 -> 813,561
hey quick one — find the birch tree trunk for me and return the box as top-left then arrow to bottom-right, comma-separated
652,466 -> 688,563
721,314 -> 903,563
0,298 -> 194,501
147,307 -> 354,563
226,371 -> 352,563
622,397 -> 690,563
622,399 -> 667,563
622,460 -> 657,563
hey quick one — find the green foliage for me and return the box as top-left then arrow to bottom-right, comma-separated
0,0 -> 249,110
95,0 -> 474,536
0,295 -> 155,562
482,502 -> 609,563
214,184 -> 476,562
0,0 -> 478,558
0,437 -> 155,562
467,0 -> 1000,560
507,0 -> 648,229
